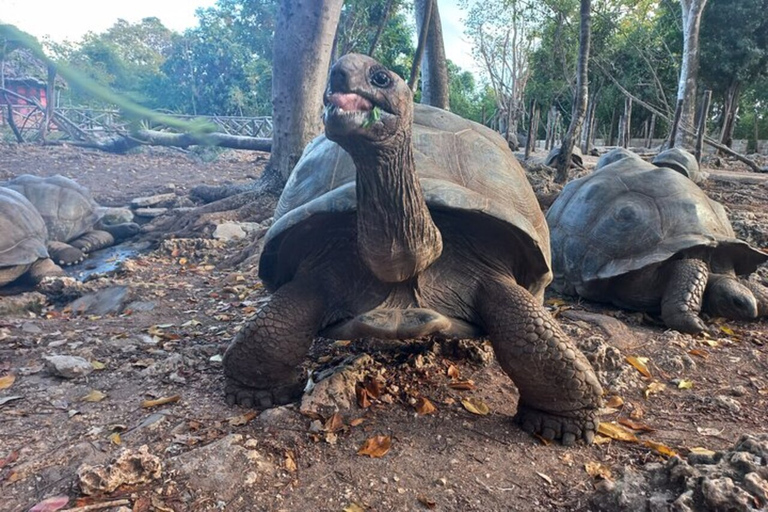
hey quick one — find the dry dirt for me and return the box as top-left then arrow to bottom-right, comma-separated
0,143 -> 767,512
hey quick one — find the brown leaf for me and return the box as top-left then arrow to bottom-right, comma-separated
618,418 -> 656,432
81,389 -> 107,402
0,450 -> 19,469
626,356 -> 652,379
141,394 -> 181,408
585,461 -> 613,480
365,377 -> 384,399
415,397 -> 437,415
350,417 -> 365,427
109,432 -> 122,445
689,447 -> 716,456
356,385 -> 371,408
29,496 -> 70,512
644,440 -> 678,457
343,504 -> 366,512
325,412 -> 344,432
0,374 -> 16,390
597,422 -> 639,443
284,450 -> 297,473
448,380 -> 476,391
227,411 -> 258,426
461,397 -> 490,416
687,349 -> 709,359
446,364 -> 460,379
536,471 -> 553,485
357,435 -> 392,458
417,495 -> 437,509
643,381 -> 666,399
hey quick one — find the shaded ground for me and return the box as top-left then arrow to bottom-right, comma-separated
0,144 -> 766,511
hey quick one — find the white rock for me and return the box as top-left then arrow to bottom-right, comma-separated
213,222 -> 246,241
44,355 -> 94,379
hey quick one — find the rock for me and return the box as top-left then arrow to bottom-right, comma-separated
561,310 -> 637,351
300,354 -> 373,417
44,355 -> 93,379
96,207 -> 134,225
0,292 -> 47,316
714,395 -> 741,414
123,300 -> 156,313
213,222 -> 247,241
133,207 -> 168,218
130,193 -> 177,208
78,445 -> 162,495
170,434 -> 275,503
68,286 -> 131,316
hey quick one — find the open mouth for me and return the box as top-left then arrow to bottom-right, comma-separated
323,92 -> 383,130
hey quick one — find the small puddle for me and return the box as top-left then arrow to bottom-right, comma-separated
67,241 -> 149,281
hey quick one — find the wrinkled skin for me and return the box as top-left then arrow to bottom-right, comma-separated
223,54 -> 602,445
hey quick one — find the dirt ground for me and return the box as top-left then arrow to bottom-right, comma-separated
0,143 -> 767,512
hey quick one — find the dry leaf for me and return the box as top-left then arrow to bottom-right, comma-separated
109,432 -> 122,445
365,378 -> 384,399
696,426 -> 724,436
357,435 -> 391,458
417,495 -> 437,509
597,422 -> 639,443
461,397 -> 490,416
446,364 -> 460,379
0,374 -> 15,390
29,496 -> 70,512
618,418 -> 656,432
228,411 -> 257,426
142,394 -> 181,408
703,338 -> 720,348
644,440 -> 677,457
719,325 -> 735,336
677,379 -> 694,389
689,447 -> 716,456
350,418 -> 365,427
90,360 -> 105,370
325,412 -> 344,432
343,504 -> 365,512
448,380 -> 476,391
284,450 -> 297,473
593,435 -> 613,445
604,395 -> 624,408
534,434 -> 552,446
536,471 -> 553,485
688,349 -> 709,359
356,385 -> 371,408
626,356 -> 652,378
630,405 -> 644,420
415,397 -> 437,415
81,390 -> 107,402
546,298 -> 568,307
585,461 -> 613,480
643,381 -> 666,399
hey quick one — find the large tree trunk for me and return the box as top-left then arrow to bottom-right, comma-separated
266,0 -> 344,191
719,80 -> 741,149
416,0 -> 450,110
674,0 -> 709,149
554,0 -> 591,184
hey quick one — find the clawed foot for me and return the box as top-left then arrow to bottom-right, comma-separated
224,377 -> 305,409
515,404 -> 598,446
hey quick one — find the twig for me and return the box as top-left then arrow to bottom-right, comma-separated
60,499 -> 131,511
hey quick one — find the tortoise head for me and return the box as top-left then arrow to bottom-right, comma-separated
323,53 -> 412,146
705,274 -> 758,320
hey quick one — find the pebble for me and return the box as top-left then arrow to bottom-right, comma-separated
43,355 -> 94,379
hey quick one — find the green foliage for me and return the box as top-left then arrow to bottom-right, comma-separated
446,60 -> 494,123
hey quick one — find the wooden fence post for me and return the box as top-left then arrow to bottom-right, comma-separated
695,90 -> 712,162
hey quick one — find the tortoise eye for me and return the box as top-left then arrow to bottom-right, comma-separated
371,70 -> 391,88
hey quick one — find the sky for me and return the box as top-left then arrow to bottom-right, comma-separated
0,0 -> 479,73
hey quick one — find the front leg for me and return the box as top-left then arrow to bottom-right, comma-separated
478,277 -> 602,446
69,230 -> 115,254
223,278 -> 325,408
661,259 -> 709,333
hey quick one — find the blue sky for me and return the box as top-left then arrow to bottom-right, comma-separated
0,0 -> 478,73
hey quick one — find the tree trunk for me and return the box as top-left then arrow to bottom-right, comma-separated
267,0 -> 344,192
674,0 -> 709,149
525,99 -> 537,159
409,0 -> 432,91
695,89 -> 712,162
39,64 -> 55,142
554,0 -> 591,184
367,0 -> 395,56
646,113 -> 656,148
608,107 -> 617,146
719,80 -> 741,149
623,96 -> 633,147
416,0 -> 450,109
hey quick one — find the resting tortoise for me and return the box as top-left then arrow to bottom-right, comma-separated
652,147 -> 704,183
0,187 -> 64,287
223,54 -> 602,445
595,147 -> 642,171
2,175 -> 139,265
547,157 -> 768,333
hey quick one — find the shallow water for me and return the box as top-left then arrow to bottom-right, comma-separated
67,241 -> 150,281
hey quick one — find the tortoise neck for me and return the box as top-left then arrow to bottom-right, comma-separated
348,129 -> 443,283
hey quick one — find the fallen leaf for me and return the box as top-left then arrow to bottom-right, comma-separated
325,412 -> 344,432
446,364 -> 460,379
365,378 -> 384,399
0,374 -> 15,390
109,432 -> 122,445
343,504 -> 365,512
81,390 -> 107,402
181,319 -> 202,327
350,418 -> 365,427
536,471 -> 553,485
284,450 -> 297,473
688,349 -> 709,359
689,447 -> 717,456
604,395 -> 624,408
696,426 -> 724,436
0,450 -> 19,469
448,380 -> 476,391
677,379 -> 694,389
90,360 -> 105,370
333,339 -> 351,347
703,338 -> 720,348
357,435 -> 391,458
643,381 -> 666,399
141,394 -> 181,408
585,461 -> 612,480
719,325 -> 735,336
593,435 -> 613,445
626,356 -> 652,379
644,440 -> 677,457
415,397 -> 437,415
29,496 -> 70,512
534,434 -> 552,446
356,385 -> 371,408
227,411 -> 258,426
417,495 -> 437,509
461,397 -> 490,416
0,396 -> 22,406
618,418 -> 656,432
597,422 -> 639,443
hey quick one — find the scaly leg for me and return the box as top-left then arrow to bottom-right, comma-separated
661,259 -> 709,333
478,277 -> 602,445
69,230 -> 115,253
47,241 -> 84,266
223,278 -> 325,408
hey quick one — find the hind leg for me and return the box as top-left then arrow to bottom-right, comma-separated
69,230 -> 115,254
223,277 -> 325,408
478,277 -> 602,445
48,241 -> 85,266
29,258 -> 66,282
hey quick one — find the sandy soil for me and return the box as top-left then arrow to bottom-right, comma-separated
0,143 -> 766,512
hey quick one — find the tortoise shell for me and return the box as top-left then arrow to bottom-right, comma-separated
0,187 -> 48,267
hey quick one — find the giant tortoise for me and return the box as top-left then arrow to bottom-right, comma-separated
547,157 -> 768,333
223,54 -> 602,445
0,187 -> 64,287
2,175 -> 139,265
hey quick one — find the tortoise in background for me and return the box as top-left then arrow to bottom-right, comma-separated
653,147 -> 704,183
547,157 -> 768,333
223,54 -> 602,445
0,187 -> 64,287
2,175 -> 139,266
